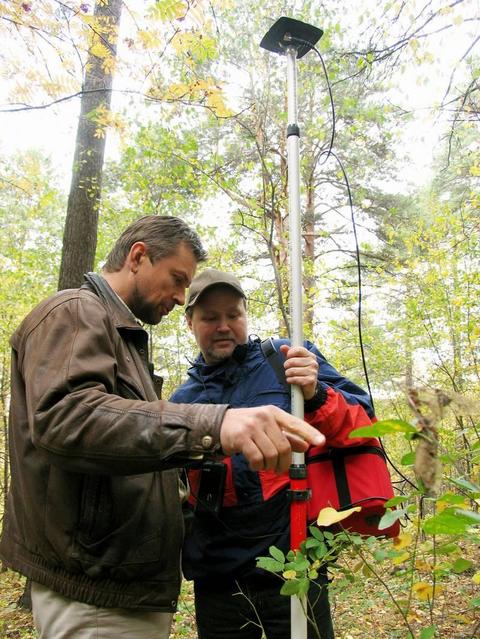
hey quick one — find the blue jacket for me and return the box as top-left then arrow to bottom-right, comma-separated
170,336 -> 374,583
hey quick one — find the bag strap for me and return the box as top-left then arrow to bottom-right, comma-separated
307,446 -> 387,509
307,445 -> 387,464
260,338 -> 289,390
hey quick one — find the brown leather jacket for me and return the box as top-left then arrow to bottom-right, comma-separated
0,273 -> 228,611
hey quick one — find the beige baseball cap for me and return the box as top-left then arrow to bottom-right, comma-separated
185,268 -> 246,311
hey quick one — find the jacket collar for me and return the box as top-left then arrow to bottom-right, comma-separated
83,272 -> 144,331
187,337 -> 260,382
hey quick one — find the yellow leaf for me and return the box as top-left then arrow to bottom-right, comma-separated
316,506 -> 361,527
205,91 -> 232,117
393,533 -> 412,550
164,83 -> 190,100
362,564 -> 374,578
415,559 -> 433,573
90,42 -> 110,59
412,582 -> 444,601
283,570 -> 297,580
137,29 -> 161,49
392,552 -> 410,565
473,571 -> 480,585
450,614 -> 472,624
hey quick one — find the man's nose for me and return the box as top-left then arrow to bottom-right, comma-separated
216,319 -> 230,332
174,289 -> 186,306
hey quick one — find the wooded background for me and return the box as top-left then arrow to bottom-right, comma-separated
0,1 -> 479,637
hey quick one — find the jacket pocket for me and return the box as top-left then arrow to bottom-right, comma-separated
73,471 -> 183,581
77,475 -> 114,547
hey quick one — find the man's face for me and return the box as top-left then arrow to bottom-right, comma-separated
130,241 -> 197,325
187,287 -> 248,364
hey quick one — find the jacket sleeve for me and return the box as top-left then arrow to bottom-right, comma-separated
16,295 -> 228,475
304,340 -> 376,447
268,338 -> 375,448
305,385 -> 377,448
305,341 -> 374,418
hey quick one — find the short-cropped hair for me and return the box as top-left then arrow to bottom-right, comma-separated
103,215 -> 207,272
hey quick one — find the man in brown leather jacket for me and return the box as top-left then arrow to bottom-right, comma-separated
0,216 -> 323,638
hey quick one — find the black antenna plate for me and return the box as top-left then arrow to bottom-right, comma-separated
260,17 -> 323,59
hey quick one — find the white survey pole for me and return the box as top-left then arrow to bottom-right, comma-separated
260,18 -> 324,639
285,43 -> 307,639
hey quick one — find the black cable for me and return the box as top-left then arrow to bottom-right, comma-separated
288,37 -> 419,493
288,38 -> 336,163
323,150 -> 376,413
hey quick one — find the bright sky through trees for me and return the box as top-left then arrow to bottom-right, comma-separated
0,0 -> 477,192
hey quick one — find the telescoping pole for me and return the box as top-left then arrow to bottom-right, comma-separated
260,17 -> 323,639
285,43 -> 309,639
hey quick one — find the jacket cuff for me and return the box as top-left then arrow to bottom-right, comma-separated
304,382 -> 328,413
183,403 -> 228,457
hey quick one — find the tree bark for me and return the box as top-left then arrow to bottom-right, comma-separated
58,0 -> 123,290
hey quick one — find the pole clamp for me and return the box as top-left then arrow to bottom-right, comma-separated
287,124 -> 300,138
289,464 -> 307,479
287,488 -> 312,503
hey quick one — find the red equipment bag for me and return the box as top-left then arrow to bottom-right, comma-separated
306,443 -> 400,537
260,338 -> 400,538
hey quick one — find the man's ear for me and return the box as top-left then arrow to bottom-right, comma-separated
185,313 -> 194,331
128,242 -> 148,273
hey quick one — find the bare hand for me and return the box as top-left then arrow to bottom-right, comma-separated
220,405 -> 325,473
280,344 -> 318,400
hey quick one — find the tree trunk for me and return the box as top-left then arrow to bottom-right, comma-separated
58,0 -> 123,290
0,351 -> 9,574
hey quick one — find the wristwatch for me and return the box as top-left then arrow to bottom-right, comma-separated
304,382 -> 327,412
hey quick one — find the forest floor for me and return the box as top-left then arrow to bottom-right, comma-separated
0,544 -> 478,639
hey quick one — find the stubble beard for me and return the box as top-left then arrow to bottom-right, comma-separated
129,284 -> 163,325
205,340 -> 237,364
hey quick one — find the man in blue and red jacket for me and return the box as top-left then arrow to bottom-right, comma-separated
170,269 -> 376,639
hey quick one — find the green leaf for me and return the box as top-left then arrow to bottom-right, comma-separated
285,558 -> 309,573
373,549 -> 388,562
308,527 -> 324,541
297,578 -> 310,597
455,509 -> 480,524
385,496 -> 406,507
269,546 -> 286,563
349,419 -> 417,438
256,557 -> 284,573
437,492 -> 469,505
448,477 -> 480,495
401,451 -> 415,465
436,543 -> 459,555
305,537 -> 321,549
470,597 -> 480,608
422,510 -> 475,535
451,558 -> 473,574
280,579 -> 301,596
314,543 -> 328,560
378,509 -> 405,530
419,626 -> 437,639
